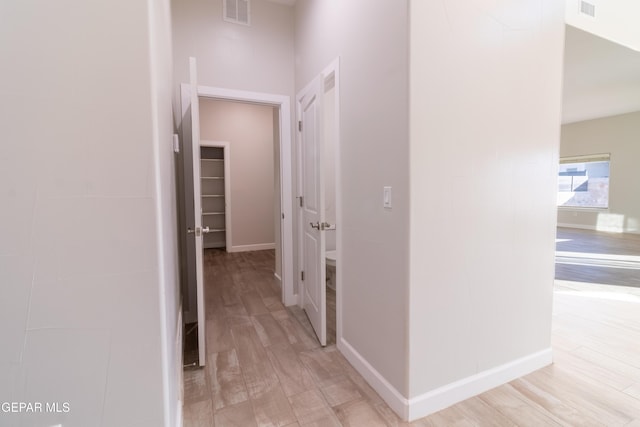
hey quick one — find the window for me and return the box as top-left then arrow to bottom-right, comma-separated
558,153 -> 610,208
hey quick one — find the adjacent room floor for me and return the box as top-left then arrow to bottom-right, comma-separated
184,233 -> 640,426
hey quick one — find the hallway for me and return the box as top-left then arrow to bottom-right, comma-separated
183,249 -> 396,426
184,249 -> 640,426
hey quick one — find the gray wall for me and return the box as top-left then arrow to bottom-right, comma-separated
559,111 -> 640,233
295,0 -> 411,395
0,0 -> 180,425
199,99 -> 276,249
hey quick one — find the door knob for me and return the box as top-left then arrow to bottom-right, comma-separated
187,227 -> 202,236
310,222 -> 320,230
202,226 -> 210,234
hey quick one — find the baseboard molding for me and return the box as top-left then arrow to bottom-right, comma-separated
338,338 -> 552,422
176,307 -> 184,427
407,348 -> 553,421
176,402 -> 183,427
227,243 -> 276,253
557,223 -> 600,231
338,338 -> 409,419
557,223 -> 640,234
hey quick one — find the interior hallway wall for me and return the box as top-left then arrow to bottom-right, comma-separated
199,99 -> 276,249
558,111 -> 640,233
409,0 -> 565,414
0,0 -> 180,425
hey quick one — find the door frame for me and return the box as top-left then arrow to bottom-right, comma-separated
180,84 -> 296,306
296,58 -> 342,343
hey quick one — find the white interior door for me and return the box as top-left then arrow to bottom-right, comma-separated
299,76 -> 326,346
189,57 -> 207,366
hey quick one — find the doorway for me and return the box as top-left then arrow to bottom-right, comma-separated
180,81 -> 295,366
296,60 -> 341,347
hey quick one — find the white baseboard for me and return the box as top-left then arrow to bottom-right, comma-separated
176,402 -> 183,427
407,348 -> 553,421
176,307 -> 184,427
338,338 -> 409,419
227,243 -> 276,253
557,223 -> 640,234
338,338 -> 552,422
557,223 -> 600,231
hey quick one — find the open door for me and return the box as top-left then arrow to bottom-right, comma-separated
188,57 -> 207,366
299,76 -> 327,346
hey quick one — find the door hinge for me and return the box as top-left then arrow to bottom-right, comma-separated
299,196 -> 304,207
298,120 -> 302,132
301,271 -> 305,281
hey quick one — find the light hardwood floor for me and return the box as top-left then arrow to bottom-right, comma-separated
184,233 -> 640,426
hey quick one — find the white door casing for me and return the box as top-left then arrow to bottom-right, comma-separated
299,76 -> 327,346
189,57 -> 207,366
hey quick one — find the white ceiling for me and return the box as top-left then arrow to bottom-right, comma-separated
562,25 -> 640,124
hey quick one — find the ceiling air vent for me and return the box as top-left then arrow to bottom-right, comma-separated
224,0 -> 251,26
580,1 -> 596,18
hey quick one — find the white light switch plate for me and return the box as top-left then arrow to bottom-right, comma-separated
383,186 -> 392,209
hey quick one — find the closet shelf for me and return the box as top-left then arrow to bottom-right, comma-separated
201,145 -> 226,249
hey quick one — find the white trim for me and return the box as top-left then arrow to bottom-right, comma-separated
340,337 -> 552,422
180,83 -> 296,307
557,222 -> 640,234
407,348 -> 553,421
559,152 -> 610,163
176,307 -> 183,427
557,222 -> 599,231
228,243 -> 276,252
326,58 -> 343,349
188,58 -> 206,368
175,404 -> 183,427
200,140 -> 231,250
340,337 -> 409,418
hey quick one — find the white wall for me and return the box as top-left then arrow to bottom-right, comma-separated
172,0 -> 295,98
199,99 -> 276,249
565,0 -> 640,51
409,0 -> 565,417
562,25 -> 640,124
295,0 -> 411,396
0,0 -> 179,426
558,111 -> 640,233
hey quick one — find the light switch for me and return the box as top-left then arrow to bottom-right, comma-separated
383,186 -> 392,209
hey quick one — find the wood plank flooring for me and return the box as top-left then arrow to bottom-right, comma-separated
556,227 -> 640,287
184,235 -> 640,426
